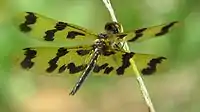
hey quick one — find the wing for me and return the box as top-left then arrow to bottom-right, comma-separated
12,46 -> 94,75
12,46 -> 167,76
132,53 -> 167,75
12,12 -> 98,47
92,51 -> 167,76
116,21 -> 178,43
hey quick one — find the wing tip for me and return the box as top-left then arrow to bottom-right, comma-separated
141,56 -> 167,75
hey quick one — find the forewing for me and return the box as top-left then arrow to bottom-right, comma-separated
117,21 -> 178,43
12,12 -> 98,47
13,46 -> 93,75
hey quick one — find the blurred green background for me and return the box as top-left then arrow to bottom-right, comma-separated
0,0 -> 200,112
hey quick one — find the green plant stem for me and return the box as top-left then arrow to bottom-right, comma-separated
102,0 -> 156,112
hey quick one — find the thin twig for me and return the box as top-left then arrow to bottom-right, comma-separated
102,0 -> 156,112
102,0 -> 118,22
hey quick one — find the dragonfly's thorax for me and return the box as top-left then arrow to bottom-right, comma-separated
93,39 -> 107,51
99,22 -> 124,50
97,32 -> 122,52
93,39 -> 115,56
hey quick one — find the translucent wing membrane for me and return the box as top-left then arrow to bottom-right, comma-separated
13,47 -> 166,76
12,12 -> 98,47
117,21 -> 178,43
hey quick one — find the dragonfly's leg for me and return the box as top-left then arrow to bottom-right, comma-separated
69,49 -> 100,95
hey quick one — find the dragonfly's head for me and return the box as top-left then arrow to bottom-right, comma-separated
105,22 -> 123,34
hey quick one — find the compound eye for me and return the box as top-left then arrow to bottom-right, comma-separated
105,22 -> 122,34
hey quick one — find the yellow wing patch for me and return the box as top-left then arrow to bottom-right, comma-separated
12,12 -> 98,47
117,21 -> 178,43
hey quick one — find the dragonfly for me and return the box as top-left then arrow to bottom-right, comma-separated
12,12 -> 178,95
